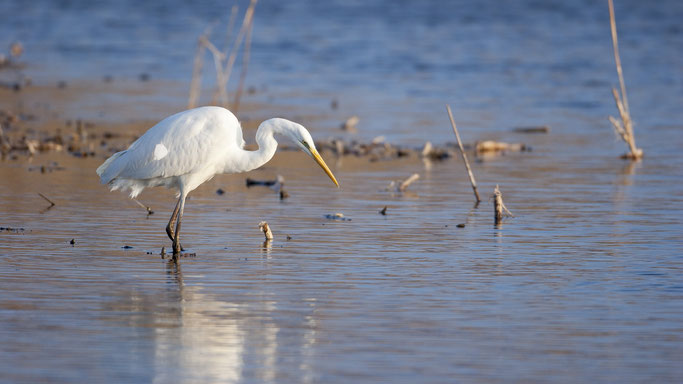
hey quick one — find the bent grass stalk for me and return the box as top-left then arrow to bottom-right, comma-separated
607,0 -> 642,160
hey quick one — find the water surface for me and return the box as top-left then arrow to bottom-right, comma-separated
1,0 -> 683,382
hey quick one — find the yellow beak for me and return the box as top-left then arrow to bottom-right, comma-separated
311,148 -> 339,187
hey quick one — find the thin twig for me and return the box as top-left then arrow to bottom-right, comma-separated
223,5 -> 240,53
609,0 -> 629,115
608,0 -> 641,160
188,38 -> 206,109
220,0 -> 258,104
38,193 -> 55,207
232,10 -> 255,112
133,198 -> 154,215
446,105 -> 481,204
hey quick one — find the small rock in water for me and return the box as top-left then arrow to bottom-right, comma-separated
70,238 -> 76,245
122,245 -> 133,249
379,206 -> 387,215
456,223 -> 466,228
216,188 -> 225,195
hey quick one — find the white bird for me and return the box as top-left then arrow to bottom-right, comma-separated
97,106 -> 339,255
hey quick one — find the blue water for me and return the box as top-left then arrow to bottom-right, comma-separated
2,0 -> 681,143
1,1 -> 683,383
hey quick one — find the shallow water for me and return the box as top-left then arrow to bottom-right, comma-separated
2,0 -> 683,382
1,145 -> 682,383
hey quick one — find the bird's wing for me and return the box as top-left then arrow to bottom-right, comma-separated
106,108 -> 238,181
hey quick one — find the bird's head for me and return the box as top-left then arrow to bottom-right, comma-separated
287,122 -> 339,188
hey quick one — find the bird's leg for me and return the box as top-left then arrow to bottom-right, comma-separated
172,193 -> 187,255
166,198 -> 181,241
166,198 -> 184,251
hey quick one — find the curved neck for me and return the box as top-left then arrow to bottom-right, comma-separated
234,118 -> 294,173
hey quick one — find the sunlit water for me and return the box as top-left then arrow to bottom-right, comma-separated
1,0 -> 683,383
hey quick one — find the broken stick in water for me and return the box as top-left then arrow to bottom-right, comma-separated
133,198 -> 154,215
493,185 -> 513,225
258,221 -> 273,240
398,173 -> 420,192
38,192 -> 55,207
446,104 -> 481,204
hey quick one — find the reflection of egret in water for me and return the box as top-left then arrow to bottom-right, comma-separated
100,250 -> 321,382
152,260 -> 248,383
149,255 -> 317,383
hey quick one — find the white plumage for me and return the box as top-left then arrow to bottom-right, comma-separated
97,106 -> 338,255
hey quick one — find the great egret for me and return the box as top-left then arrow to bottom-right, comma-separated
97,106 -> 339,255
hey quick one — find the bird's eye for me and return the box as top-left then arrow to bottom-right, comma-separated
300,140 -> 310,149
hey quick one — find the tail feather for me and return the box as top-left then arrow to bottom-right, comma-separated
96,150 -> 126,184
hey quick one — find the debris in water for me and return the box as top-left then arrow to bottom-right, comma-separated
493,185 -> 514,225
513,126 -> 550,134
70,238 -> 76,245
324,213 -> 351,221
258,221 -> 274,240
122,245 -> 133,249
398,173 -> 420,192
216,188 -> 225,195
133,198 -> 154,215
246,175 -> 282,188
379,206 -> 388,215
0,227 -> 25,233
341,115 -> 359,132
421,141 -> 451,161
475,140 -> 529,154
385,173 -> 420,192
456,223 -> 466,228
38,193 -> 56,208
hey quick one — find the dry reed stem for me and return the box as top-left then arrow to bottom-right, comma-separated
609,0 -> 629,114
203,37 -> 229,105
223,5 -> 240,53
493,185 -> 513,224
232,9 -> 255,112
188,26 -> 214,109
219,0 -> 258,105
446,105 -> 481,203
608,0 -> 642,160
188,3 -> 256,109
258,221 -> 274,240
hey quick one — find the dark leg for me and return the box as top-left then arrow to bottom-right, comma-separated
172,193 -> 187,255
166,198 -> 181,241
